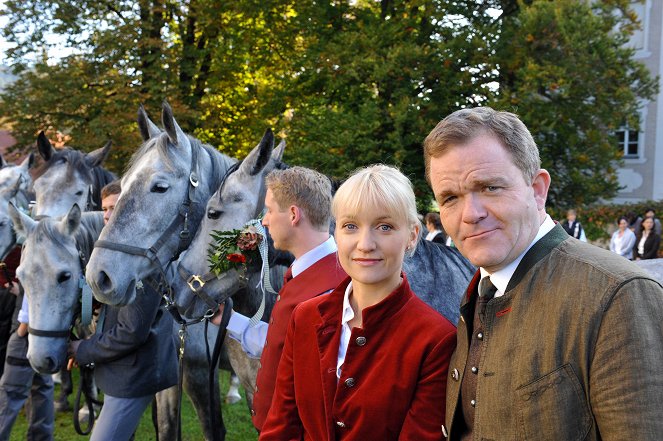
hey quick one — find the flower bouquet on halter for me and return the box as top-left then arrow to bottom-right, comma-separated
207,224 -> 264,276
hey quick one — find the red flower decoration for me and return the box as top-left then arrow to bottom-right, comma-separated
227,253 -> 247,263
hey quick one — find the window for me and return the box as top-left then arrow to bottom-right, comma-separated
616,127 -> 640,158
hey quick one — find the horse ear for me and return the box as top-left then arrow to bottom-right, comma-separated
8,202 -> 36,238
37,131 -> 55,162
242,129 -> 275,176
59,203 -> 82,236
19,153 -> 35,171
161,101 -> 188,147
137,105 -> 161,141
85,140 -> 112,168
272,139 -> 286,161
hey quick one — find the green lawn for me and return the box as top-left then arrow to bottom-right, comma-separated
10,370 -> 258,441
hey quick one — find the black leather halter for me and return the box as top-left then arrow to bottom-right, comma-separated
94,144 -> 200,274
174,160 -> 243,313
28,241 -> 92,338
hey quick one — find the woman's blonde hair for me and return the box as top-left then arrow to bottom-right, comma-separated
332,164 -> 419,252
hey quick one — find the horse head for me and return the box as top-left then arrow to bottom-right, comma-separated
10,203 -> 104,373
86,101 -> 236,306
33,131 -> 114,217
172,130 -> 285,318
0,154 -> 36,259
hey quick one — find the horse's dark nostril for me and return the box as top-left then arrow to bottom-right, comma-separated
97,270 -> 113,292
45,356 -> 59,373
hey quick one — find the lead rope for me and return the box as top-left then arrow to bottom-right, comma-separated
244,220 -> 277,327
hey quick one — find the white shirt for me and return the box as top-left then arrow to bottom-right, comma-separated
18,294 -> 28,324
337,281 -> 355,379
225,236 -> 337,358
425,230 -> 442,241
479,215 -> 556,297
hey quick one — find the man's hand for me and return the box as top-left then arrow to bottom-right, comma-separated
4,282 -> 19,296
67,340 -> 82,370
16,322 -> 28,337
210,304 -> 226,326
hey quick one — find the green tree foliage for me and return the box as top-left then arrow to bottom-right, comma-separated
0,0 -> 657,210
487,0 -> 658,209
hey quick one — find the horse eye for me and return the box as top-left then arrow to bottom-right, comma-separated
151,183 -> 169,193
75,190 -> 84,196
207,209 -> 221,220
58,157 -> 67,164
57,271 -> 72,284
233,195 -> 242,203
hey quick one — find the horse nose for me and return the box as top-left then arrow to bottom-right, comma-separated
94,270 -> 114,295
43,356 -> 59,374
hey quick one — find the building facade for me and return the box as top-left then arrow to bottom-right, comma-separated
613,0 -> 663,203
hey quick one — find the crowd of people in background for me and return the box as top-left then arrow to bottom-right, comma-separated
609,208 -> 662,260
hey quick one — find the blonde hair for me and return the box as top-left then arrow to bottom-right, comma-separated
332,164 -> 419,252
265,166 -> 332,231
424,107 -> 540,184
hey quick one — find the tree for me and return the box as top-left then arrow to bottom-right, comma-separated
487,0 -> 658,209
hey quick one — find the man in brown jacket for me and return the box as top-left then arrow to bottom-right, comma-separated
424,106 -> 663,440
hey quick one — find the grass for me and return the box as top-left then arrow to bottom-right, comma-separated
10,370 -> 258,441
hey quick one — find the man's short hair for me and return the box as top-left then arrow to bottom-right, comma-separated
425,212 -> 443,230
101,180 -> 121,200
424,107 -> 541,184
265,166 -> 332,231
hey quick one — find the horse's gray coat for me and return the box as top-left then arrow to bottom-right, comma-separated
634,258 -> 663,283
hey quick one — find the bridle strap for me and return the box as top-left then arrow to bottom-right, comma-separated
27,326 -> 70,338
176,264 -> 221,311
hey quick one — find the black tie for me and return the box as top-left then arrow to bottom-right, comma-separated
477,276 -> 497,324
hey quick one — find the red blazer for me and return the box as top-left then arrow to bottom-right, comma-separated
260,274 -> 456,441
252,252 -> 347,430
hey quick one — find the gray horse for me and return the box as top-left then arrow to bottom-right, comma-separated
84,103 -> 239,440
33,132 -> 116,218
169,130 -> 288,406
0,153 -> 35,259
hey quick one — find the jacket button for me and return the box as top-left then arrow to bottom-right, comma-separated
251,409 -> 255,416
477,332 -> 484,340
344,377 -> 356,387
471,366 -> 478,374
269,317 -> 274,324
355,336 -> 366,346
336,421 -> 346,428
276,294 -> 281,301
441,424 -> 448,438
451,368 -> 459,381
470,399 -> 476,407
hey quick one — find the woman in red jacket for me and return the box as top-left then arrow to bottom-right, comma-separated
260,164 -> 456,441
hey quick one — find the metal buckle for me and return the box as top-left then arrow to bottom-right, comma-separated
189,172 -> 199,188
187,274 -> 205,292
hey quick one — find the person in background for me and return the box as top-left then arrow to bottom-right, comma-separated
260,164 -> 456,441
610,216 -> 636,259
68,180 -> 177,441
425,106 -> 663,440
643,207 -> 662,236
424,212 -> 446,244
212,166 -> 347,432
0,247 -> 20,377
560,209 -> 587,242
633,216 -> 661,260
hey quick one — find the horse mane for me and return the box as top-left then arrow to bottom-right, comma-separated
33,147 -> 117,210
126,133 -> 236,194
32,212 -> 105,261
